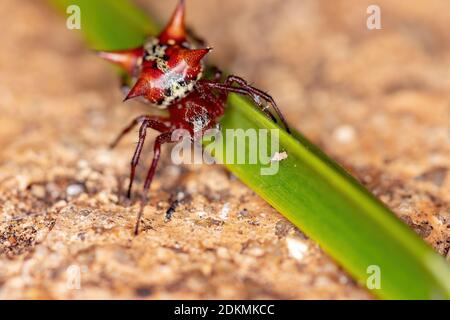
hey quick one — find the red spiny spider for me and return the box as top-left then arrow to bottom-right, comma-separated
97,0 -> 290,234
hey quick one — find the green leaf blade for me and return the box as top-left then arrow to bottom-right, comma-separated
219,95 -> 450,299
50,0 -> 159,49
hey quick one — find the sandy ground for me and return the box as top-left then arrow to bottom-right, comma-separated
0,0 -> 448,299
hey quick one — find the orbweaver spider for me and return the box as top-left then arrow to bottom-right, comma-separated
97,0 -> 290,234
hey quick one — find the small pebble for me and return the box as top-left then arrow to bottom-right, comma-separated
275,220 -> 293,237
66,183 -> 85,197
79,209 -> 91,217
219,203 -> 230,220
175,191 -> 185,202
53,200 -> 67,209
135,286 -> 153,298
217,247 -> 231,259
238,208 -> 249,218
333,125 -> 355,144
197,211 -> 207,219
30,185 -> 46,199
415,167 -> 447,187
286,237 -> 308,261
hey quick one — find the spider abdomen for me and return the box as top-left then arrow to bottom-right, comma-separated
116,36 -> 208,107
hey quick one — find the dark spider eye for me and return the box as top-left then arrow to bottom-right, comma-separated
156,98 -> 164,105
164,87 -> 172,97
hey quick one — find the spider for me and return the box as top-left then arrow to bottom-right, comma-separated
97,0 -> 290,234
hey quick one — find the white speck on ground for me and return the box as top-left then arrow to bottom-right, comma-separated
333,125 -> 356,144
176,191 -> 185,201
217,247 -> 231,259
286,237 -> 308,261
220,202 -> 230,220
66,184 -> 85,197
197,211 -> 207,219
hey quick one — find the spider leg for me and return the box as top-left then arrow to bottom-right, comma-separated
110,115 -> 168,149
199,80 -> 279,124
126,120 -> 170,199
135,131 -> 174,235
225,75 -> 291,133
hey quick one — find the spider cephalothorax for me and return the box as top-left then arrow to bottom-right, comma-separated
97,0 -> 290,234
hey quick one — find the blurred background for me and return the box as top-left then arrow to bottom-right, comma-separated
0,0 -> 448,299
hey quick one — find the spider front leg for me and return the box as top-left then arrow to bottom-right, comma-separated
143,131 -> 174,195
199,80 -> 276,121
225,75 -> 290,133
134,131 -> 174,235
200,77 -> 291,133
126,119 -> 170,199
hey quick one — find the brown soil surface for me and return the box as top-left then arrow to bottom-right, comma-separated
0,0 -> 448,299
